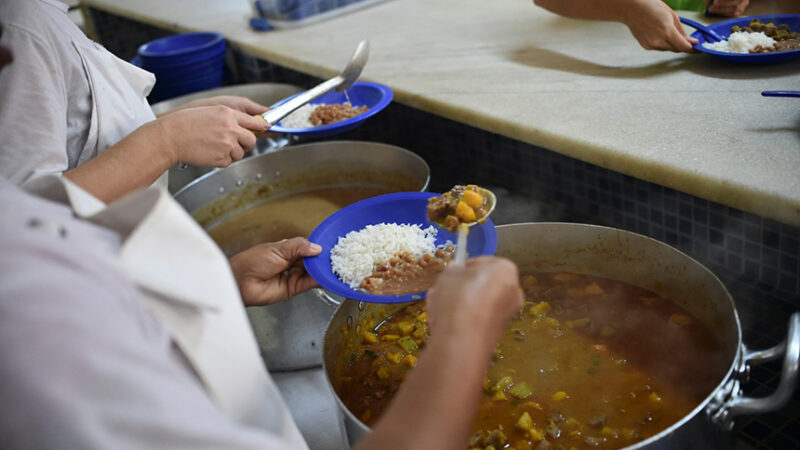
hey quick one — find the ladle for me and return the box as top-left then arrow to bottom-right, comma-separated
260,40 -> 369,126
453,187 -> 496,264
679,17 -> 723,42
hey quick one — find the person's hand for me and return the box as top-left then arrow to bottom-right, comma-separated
623,0 -> 699,52
153,105 -> 269,167
229,237 -> 322,306
425,257 -> 524,350
707,0 -> 749,17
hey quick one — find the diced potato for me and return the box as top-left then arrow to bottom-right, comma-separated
621,428 -> 638,440
551,391 -> 568,402
386,352 -> 402,364
600,426 -> 618,439
455,201 -> 477,223
528,301 -> 552,317
524,401 -> 543,410
360,330 -> 378,344
554,272 -> 576,282
584,283 -> 604,294
566,318 -> 591,328
381,334 -> 400,342
516,411 -> 534,431
397,321 -> 414,335
649,391 -> 662,403
491,375 -> 514,391
529,428 -> 545,442
565,418 -> 581,429
668,313 -> 693,326
376,367 -> 390,380
416,311 -> 428,322
492,390 -> 507,401
508,382 -> 533,399
522,274 -> 538,287
402,354 -> 418,367
462,189 -> 485,209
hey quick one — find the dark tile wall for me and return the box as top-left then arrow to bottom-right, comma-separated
88,8 -> 800,449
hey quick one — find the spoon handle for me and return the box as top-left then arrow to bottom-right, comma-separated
454,226 -> 468,264
761,91 -> 800,98
262,75 -> 345,126
679,17 -> 723,42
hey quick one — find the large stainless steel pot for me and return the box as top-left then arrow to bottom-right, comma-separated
323,223 -> 799,448
174,141 -> 430,371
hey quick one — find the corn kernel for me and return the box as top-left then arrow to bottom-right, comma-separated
524,401 -> 543,410
551,391 -> 568,402
529,428 -> 545,442
376,367 -> 390,380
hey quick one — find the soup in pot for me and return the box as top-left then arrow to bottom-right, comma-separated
335,270 -> 728,449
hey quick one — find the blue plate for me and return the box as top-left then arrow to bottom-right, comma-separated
690,14 -> 800,64
304,192 -> 498,303
269,81 -> 393,137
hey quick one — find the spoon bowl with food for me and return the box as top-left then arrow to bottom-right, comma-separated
426,185 -> 496,263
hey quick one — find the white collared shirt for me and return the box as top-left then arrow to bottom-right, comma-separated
0,176 -> 308,449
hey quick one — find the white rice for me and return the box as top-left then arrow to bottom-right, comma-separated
331,223 -> 439,289
278,103 -> 318,128
702,31 -> 776,53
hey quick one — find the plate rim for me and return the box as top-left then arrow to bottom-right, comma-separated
268,81 -> 394,135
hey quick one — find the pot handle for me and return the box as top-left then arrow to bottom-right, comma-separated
711,312 -> 799,429
313,287 -> 344,306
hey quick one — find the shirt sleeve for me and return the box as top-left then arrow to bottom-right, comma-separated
0,22 -> 70,185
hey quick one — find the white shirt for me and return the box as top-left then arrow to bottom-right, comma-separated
0,176 -> 308,449
0,0 -> 156,185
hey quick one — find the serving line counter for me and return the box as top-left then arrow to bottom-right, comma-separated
78,0 -> 800,449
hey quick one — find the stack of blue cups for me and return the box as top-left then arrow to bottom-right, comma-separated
136,32 -> 226,103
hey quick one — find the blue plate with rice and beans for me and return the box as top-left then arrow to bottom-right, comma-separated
269,81 -> 393,138
304,192 -> 498,303
688,14 -> 800,64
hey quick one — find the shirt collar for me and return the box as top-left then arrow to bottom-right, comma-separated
25,176 -> 230,311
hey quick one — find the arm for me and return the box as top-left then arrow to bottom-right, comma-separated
354,257 -> 524,450
707,0 -> 749,16
533,0 -> 699,52
229,237 -> 322,306
64,105 -> 268,203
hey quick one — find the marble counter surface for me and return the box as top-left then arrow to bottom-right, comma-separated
82,0 -> 800,226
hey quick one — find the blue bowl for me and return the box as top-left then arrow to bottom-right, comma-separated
138,32 -> 226,66
691,14 -> 800,64
269,81 -> 393,137
304,192 -> 498,304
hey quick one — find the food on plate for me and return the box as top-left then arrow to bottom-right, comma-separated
279,102 -> 368,128
427,184 -> 490,232
360,244 -> 455,295
703,18 -> 800,53
335,271 -> 727,449
330,223 -> 453,295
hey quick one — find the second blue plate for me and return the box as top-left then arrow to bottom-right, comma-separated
691,14 -> 800,64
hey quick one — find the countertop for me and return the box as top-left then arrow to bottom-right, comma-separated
81,0 -> 800,226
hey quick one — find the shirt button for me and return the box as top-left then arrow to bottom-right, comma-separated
27,218 -> 68,239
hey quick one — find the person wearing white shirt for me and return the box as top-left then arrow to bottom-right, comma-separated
0,26 -> 526,450
0,0 -> 270,203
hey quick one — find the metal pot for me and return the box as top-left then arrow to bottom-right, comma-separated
323,222 -> 799,448
174,141 -> 430,371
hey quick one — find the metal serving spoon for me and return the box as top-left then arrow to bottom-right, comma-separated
260,40 -> 369,126
453,187 -> 496,264
679,17 -> 723,43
